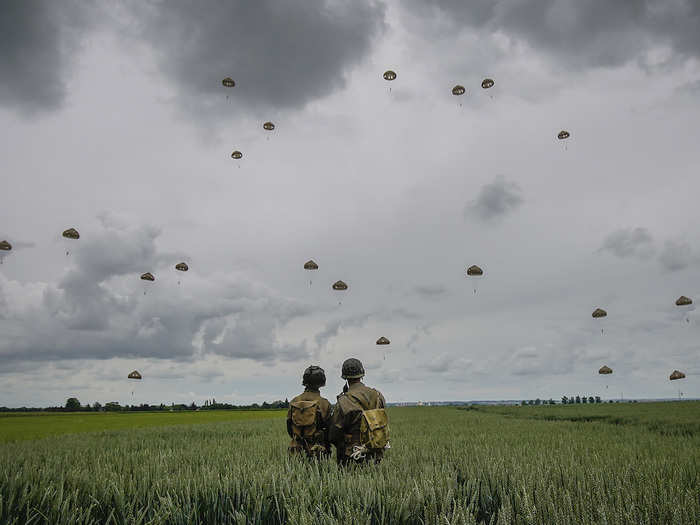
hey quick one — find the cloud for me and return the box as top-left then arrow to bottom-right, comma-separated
658,239 -> 696,272
465,175 -> 523,222
598,227 -> 655,259
412,284 -> 448,299
0,214 -> 310,364
404,0 -> 700,69
0,0 -> 95,116
131,0 -> 386,122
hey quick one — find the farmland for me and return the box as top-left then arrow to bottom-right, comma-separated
0,403 -> 698,524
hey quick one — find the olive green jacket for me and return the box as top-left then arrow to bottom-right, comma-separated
329,381 -> 385,454
286,388 -> 332,448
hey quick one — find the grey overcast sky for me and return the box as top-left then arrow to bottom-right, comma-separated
1,0 -> 700,407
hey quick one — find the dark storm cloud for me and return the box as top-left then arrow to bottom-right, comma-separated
465,176 -> 523,222
0,215 -> 310,364
407,0 -> 700,68
658,239 -> 696,272
132,0 -> 386,119
0,0 -> 95,115
598,227 -> 655,259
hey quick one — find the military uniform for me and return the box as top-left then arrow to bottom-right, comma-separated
287,366 -> 332,459
330,358 -> 388,465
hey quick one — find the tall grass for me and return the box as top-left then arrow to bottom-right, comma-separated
0,405 -> 698,524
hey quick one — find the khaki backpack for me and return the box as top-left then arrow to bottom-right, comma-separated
290,399 -> 320,440
359,408 -> 389,450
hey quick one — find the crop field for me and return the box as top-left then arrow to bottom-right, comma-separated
0,403 -> 698,524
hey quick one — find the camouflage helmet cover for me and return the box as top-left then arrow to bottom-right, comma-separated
341,358 -> 365,379
302,365 -> 326,388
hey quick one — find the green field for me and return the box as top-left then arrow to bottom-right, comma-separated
0,410 -> 286,444
0,403 -> 698,524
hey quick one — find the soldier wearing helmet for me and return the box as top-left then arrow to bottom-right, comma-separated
330,358 -> 388,465
286,365 -> 332,458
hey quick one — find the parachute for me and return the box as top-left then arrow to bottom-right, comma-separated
62,228 -> 80,256
0,240 -> 11,264
304,260 -> 318,286
377,336 -> 390,360
676,295 -> 693,323
175,263 -> 188,285
231,150 -> 242,160
140,272 -> 154,295
481,78 -> 494,89
128,370 -> 142,380
466,265 -> 484,294
383,70 -> 396,81
452,85 -> 465,96
592,308 -> 607,334
598,365 -> 612,374
676,296 -> 692,306
332,280 -> 348,291
557,130 -> 570,140
263,121 -> 275,131
222,77 -> 235,88
670,370 -> 686,380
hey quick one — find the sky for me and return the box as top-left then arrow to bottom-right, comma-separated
1,0 -> 700,407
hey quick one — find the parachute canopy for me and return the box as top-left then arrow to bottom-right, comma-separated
557,130 -> 570,140
466,265 -> 483,276
670,370 -> 686,380
376,336 -> 390,345
222,77 -> 235,88
592,308 -> 607,318
452,85 -> 465,96
304,260 -> 318,270
231,150 -> 242,160
175,262 -> 189,272
263,121 -> 275,131
128,370 -> 142,380
383,70 -> 396,81
481,78 -> 494,89
140,272 -> 155,282
332,280 -> 348,291
0,240 -> 11,251
62,228 -> 80,240
676,296 -> 692,306
598,365 -> 613,375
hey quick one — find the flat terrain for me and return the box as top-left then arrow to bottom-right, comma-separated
0,410 -> 285,443
0,403 -> 698,524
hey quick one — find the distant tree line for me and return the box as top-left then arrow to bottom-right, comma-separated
520,396 -> 641,406
0,397 -> 291,413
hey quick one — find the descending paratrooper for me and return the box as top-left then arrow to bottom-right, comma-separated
304,260 -> 318,286
466,265 -> 484,294
62,228 -> 80,256
0,240 -> 11,264
175,262 -> 188,285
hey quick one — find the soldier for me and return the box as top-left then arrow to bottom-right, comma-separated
330,358 -> 389,465
286,365 -> 332,459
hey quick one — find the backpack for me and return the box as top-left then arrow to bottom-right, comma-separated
359,408 -> 389,450
290,399 -> 320,440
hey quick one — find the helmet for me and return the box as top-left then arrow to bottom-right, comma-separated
341,358 -> 365,379
302,365 -> 326,388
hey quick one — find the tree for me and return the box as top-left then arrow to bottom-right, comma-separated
582,396 -> 587,404
595,396 -> 601,404
521,400 -> 527,406
105,401 -> 121,412
548,399 -> 555,405
65,398 -> 81,411
534,398 -> 541,406
575,396 -> 581,404
92,402 -> 102,411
